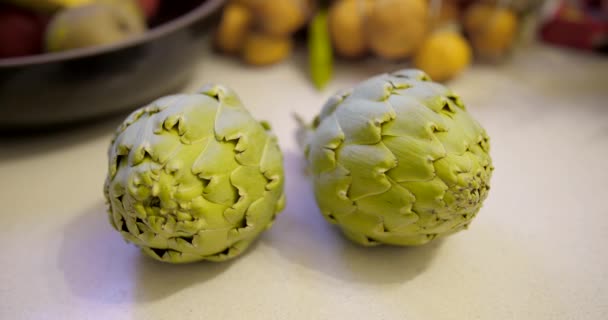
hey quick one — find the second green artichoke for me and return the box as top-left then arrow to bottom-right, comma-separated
302,69 -> 493,246
104,85 -> 285,263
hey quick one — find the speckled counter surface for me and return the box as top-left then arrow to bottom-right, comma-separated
1,44 -> 607,319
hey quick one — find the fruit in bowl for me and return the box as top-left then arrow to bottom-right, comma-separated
137,0 -> 160,19
0,0 -> 226,128
0,0 -> 165,58
0,5 -> 46,58
45,1 -> 146,52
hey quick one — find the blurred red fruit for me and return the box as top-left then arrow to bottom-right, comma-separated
138,0 -> 160,19
0,6 -> 45,58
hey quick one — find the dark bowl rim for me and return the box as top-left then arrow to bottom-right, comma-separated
0,0 -> 225,68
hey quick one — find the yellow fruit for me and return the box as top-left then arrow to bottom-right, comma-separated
328,0 -> 372,58
366,0 -> 428,60
464,3 -> 518,59
413,30 -> 472,82
215,3 -> 253,54
241,33 -> 293,65
250,0 -> 310,36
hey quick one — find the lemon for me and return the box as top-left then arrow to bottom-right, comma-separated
464,3 -> 518,59
241,32 -> 293,66
413,30 -> 472,82
328,0 -> 373,58
215,3 -> 253,54
366,0 -> 428,60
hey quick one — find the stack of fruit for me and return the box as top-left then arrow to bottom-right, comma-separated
214,0 -> 314,65
214,0 -> 523,83
0,0 -> 160,59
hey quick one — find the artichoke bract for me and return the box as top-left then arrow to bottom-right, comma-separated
104,85 -> 285,263
301,69 -> 493,246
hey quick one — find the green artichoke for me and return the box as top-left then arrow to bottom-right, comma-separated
300,69 -> 493,246
104,85 -> 285,263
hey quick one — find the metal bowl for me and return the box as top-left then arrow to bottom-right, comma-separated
0,0 -> 225,129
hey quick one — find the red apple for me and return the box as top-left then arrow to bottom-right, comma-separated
0,6 -> 45,58
137,0 -> 160,20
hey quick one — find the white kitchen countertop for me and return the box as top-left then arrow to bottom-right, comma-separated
1,43 -> 607,320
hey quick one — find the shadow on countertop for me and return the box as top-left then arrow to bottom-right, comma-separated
262,151 -> 442,285
57,152 -> 441,305
0,111 -> 131,164
132,250 -> 241,303
58,202 -> 236,304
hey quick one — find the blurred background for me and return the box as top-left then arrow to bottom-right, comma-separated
0,0 -> 606,128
